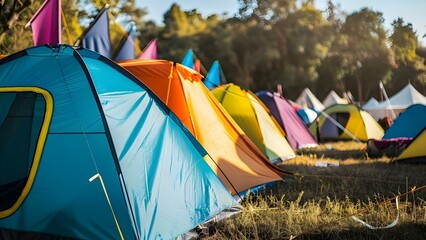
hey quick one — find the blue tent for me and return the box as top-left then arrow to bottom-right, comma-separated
383,104 -> 426,139
0,45 -> 235,239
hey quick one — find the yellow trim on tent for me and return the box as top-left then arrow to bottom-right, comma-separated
396,128 -> 426,162
212,83 -> 295,161
0,87 -> 53,218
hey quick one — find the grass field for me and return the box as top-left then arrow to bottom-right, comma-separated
205,141 -> 426,240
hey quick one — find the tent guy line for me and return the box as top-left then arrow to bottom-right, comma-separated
89,173 -> 124,240
289,185 -> 426,240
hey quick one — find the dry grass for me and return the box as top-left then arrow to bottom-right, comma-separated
204,141 -> 426,240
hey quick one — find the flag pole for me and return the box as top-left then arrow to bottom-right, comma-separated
61,6 -> 73,44
379,81 -> 396,119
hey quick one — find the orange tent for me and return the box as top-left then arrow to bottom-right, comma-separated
119,59 -> 288,195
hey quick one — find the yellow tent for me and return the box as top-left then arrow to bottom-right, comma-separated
309,104 -> 383,142
119,60 -> 289,195
212,83 -> 295,161
394,128 -> 426,164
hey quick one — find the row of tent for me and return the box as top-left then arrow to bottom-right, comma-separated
300,100 -> 426,163
2,1 -> 425,238
294,88 -> 352,114
292,99 -> 426,163
0,2 -> 326,238
4,45 -> 396,238
0,44 -> 325,239
1,44 -> 395,239
285,82 -> 425,163
2,44 -> 423,239
171,16 -> 426,164
295,84 -> 426,122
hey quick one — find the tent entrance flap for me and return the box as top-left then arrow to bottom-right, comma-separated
320,112 -> 350,137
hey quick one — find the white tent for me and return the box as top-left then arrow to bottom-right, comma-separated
296,88 -> 325,112
363,83 -> 426,120
362,97 -> 379,109
323,90 -> 348,107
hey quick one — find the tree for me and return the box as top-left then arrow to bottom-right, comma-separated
389,18 -> 426,94
163,3 -> 209,38
237,0 -> 296,25
338,8 -> 395,101
60,0 -> 83,45
0,0 -> 36,53
160,3 -> 228,62
272,3 -> 334,99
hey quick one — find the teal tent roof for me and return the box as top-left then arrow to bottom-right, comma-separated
383,104 -> 426,139
0,45 -> 235,239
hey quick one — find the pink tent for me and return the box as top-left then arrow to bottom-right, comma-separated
257,91 -> 318,149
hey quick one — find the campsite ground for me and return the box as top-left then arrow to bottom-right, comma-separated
206,141 -> 426,239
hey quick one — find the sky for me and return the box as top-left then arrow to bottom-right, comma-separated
136,0 -> 426,45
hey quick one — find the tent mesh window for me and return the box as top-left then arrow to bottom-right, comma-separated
0,92 -> 45,211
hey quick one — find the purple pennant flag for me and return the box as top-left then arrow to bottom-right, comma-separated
27,0 -> 62,46
113,23 -> 136,61
138,39 -> 158,60
79,5 -> 111,58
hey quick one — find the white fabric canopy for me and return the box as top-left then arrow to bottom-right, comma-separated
296,88 -> 325,112
323,90 -> 348,107
362,97 -> 379,108
363,84 -> 426,120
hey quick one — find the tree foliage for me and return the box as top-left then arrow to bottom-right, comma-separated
336,8 -> 395,101
0,0 -> 36,53
389,18 -> 426,93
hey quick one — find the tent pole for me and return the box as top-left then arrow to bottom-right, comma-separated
379,81 -> 396,119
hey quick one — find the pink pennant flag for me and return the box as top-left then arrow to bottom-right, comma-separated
194,59 -> 201,72
27,0 -> 62,46
138,39 -> 157,59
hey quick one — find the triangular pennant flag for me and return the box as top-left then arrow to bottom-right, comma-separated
27,0 -> 61,46
78,5 -> 111,58
138,38 -> 158,60
205,61 -> 220,89
113,22 -> 136,61
205,61 -> 227,89
194,59 -> 201,72
181,49 -> 194,69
